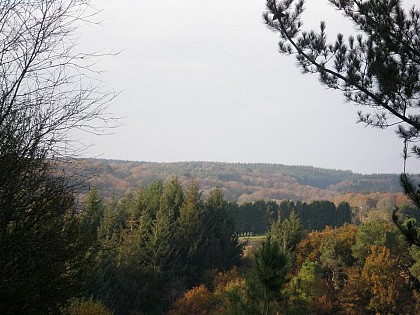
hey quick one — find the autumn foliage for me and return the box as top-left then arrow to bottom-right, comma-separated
169,285 -> 217,315
170,220 -> 419,314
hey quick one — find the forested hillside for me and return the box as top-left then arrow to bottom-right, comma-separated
74,158 -> 410,209
4,0 -> 420,314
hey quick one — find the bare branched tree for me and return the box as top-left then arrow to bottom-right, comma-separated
0,1 -> 117,313
0,0 -> 115,160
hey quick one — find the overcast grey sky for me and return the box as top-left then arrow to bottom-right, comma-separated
77,0 -> 420,174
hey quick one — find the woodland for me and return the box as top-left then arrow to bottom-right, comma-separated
63,180 -> 420,314
1,0 -> 420,314
77,159 -> 408,207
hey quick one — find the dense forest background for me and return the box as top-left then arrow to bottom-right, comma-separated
73,159 -> 413,217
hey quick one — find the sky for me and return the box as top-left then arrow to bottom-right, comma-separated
76,0 -> 420,175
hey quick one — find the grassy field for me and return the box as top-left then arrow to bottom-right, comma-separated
239,235 -> 266,257
239,235 -> 266,242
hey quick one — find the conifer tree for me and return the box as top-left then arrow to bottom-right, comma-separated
248,236 -> 291,315
270,210 -> 303,253
80,187 -> 105,246
264,0 -> 420,245
176,181 -> 207,285
161,177 -> 185,220
204,188 -> 243,271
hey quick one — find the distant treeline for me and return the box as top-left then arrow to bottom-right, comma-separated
76,159 -> 404,204
132,161 -> 398,190
228,199 -> 352,235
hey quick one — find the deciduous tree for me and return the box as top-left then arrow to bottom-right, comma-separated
0,0 -> 113,313
169,285 -> 217,315
338,243 -> 414,314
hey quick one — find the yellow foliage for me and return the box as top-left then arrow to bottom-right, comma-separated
215,278 -> 247,303
169,285 -> 217,315
340,245 -> 413,314
65,298 -> 113,315
213,267 -> 241,290
361,245 -> 405,314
